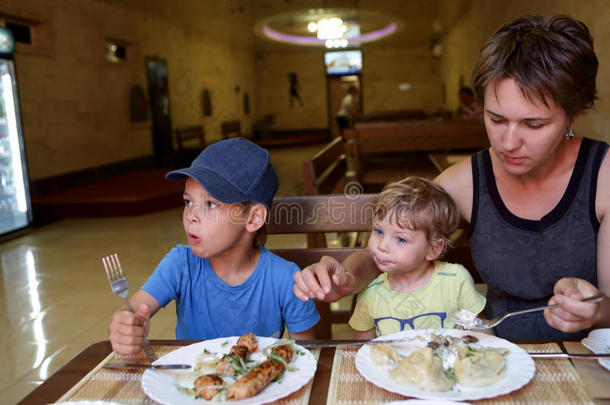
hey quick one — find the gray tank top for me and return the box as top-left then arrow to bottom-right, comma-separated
469,138 -> 608,339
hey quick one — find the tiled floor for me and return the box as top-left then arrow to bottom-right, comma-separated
0,142 -> 358,404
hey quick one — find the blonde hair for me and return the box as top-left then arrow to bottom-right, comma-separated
372,177 -> 459,258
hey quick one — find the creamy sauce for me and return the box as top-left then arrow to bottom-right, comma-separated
453,309 -> 483,329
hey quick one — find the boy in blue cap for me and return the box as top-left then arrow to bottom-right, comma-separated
108,138 -> 319,355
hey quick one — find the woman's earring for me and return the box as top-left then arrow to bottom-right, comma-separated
565,127 -> 574,140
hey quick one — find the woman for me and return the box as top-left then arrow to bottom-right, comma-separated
293,15 -> 610,339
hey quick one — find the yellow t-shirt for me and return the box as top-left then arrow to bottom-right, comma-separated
349,261 -> 486,336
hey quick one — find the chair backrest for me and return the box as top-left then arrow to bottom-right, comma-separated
302,138 -> 351,247
267,194 -> 375,338
302,137 -> 348,195
221,120 -> 242,139
265,193 -> 482,337
175,125 -> 205,151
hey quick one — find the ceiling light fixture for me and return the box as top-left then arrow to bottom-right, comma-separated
255,9 -> 401,48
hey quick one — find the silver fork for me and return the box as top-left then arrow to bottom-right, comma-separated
464,293 -> 605,330
102,253 -> 157,362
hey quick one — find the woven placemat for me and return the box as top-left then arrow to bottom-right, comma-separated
55,345 -> 319,404
327,343 -> 594,405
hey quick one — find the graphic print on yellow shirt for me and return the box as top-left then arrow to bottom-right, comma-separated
348,262 -> 486,336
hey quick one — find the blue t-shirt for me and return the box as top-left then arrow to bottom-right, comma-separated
141,245 -> 319,340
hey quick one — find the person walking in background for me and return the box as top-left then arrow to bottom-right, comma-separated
336,85 -> 359,135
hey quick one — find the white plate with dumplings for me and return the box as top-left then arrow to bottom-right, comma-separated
355,329 -> 534,401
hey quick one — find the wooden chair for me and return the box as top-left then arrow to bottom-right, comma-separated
302,137 -> 348,196
221,120 -> 242,139
266,193 -> 482,338
267,194 -> 375,338
302,137 -> 350,248
175,125 -> 205,155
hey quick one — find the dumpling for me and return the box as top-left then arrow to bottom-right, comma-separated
454,347 -> 506,387
370,344 -> 400,368
390,347 -> 455,392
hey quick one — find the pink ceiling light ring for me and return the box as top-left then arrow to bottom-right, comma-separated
261,22 -> 398,46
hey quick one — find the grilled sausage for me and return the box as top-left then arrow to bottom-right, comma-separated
216,345 -> 249,377
194,374 -> 223,400
237,332 -> 258,352
226,345 -> 293,400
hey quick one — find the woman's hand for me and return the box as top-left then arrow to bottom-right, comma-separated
293,255 -> 356,303
108,304 -> 151,355
544,278 -> 605,333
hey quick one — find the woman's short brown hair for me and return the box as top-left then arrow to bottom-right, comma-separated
472,15 -> 598,119
372,177 -> 459,258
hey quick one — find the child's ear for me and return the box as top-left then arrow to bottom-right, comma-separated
425,239 -> 444,261
246,204 -> 267,232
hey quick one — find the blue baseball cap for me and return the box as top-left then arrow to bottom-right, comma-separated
166,137 -> 279,209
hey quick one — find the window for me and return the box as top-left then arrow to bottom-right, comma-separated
5,22 -> 31,44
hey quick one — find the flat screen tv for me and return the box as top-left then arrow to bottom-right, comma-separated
324,50 -> 362,75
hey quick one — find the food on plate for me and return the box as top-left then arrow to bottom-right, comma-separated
453,309 -> 483,329
370,332 -> 509,392
454,347 -> 506,387
227,344 -> 293,400
390,347 -> 455,392
216,344 -> 250,377
237,332 -> 259,352
370,344 -> 400,368
194,374 -> 223,400
174,333 -> 302,401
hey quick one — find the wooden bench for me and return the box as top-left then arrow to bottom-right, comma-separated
343,120 -> 488,190
355,109 -> 429,122
267,194 -> 375,338
303,137 -> 348,196
221,120 -> 242,139
303,137 -> 360,248
266,194 -> 481,338
175,125 -> 205,154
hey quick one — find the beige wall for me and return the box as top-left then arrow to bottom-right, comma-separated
255,47 -> 327,130
8,0 -> 256,180
362,45 -> 443,115
440,0 -> 610,142
5,0 -> 610,181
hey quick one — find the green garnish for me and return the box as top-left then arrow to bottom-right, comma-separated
443,367 -> 457,381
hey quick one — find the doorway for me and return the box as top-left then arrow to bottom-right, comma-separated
146,57 -> 173,167
327,75 -> 361,139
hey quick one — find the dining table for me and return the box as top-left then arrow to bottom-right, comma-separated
16,337 -> 610,404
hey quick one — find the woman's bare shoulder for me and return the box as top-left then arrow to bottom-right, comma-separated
434,154 -> 475,223
597,145 -> 610,219
435,156 -> 473,192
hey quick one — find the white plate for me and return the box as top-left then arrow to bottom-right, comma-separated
141,336 -> 317,405
582,328 -> 610,371
355,329 -> 535,401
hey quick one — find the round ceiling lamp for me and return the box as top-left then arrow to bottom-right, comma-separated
254,8 -> 402,48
